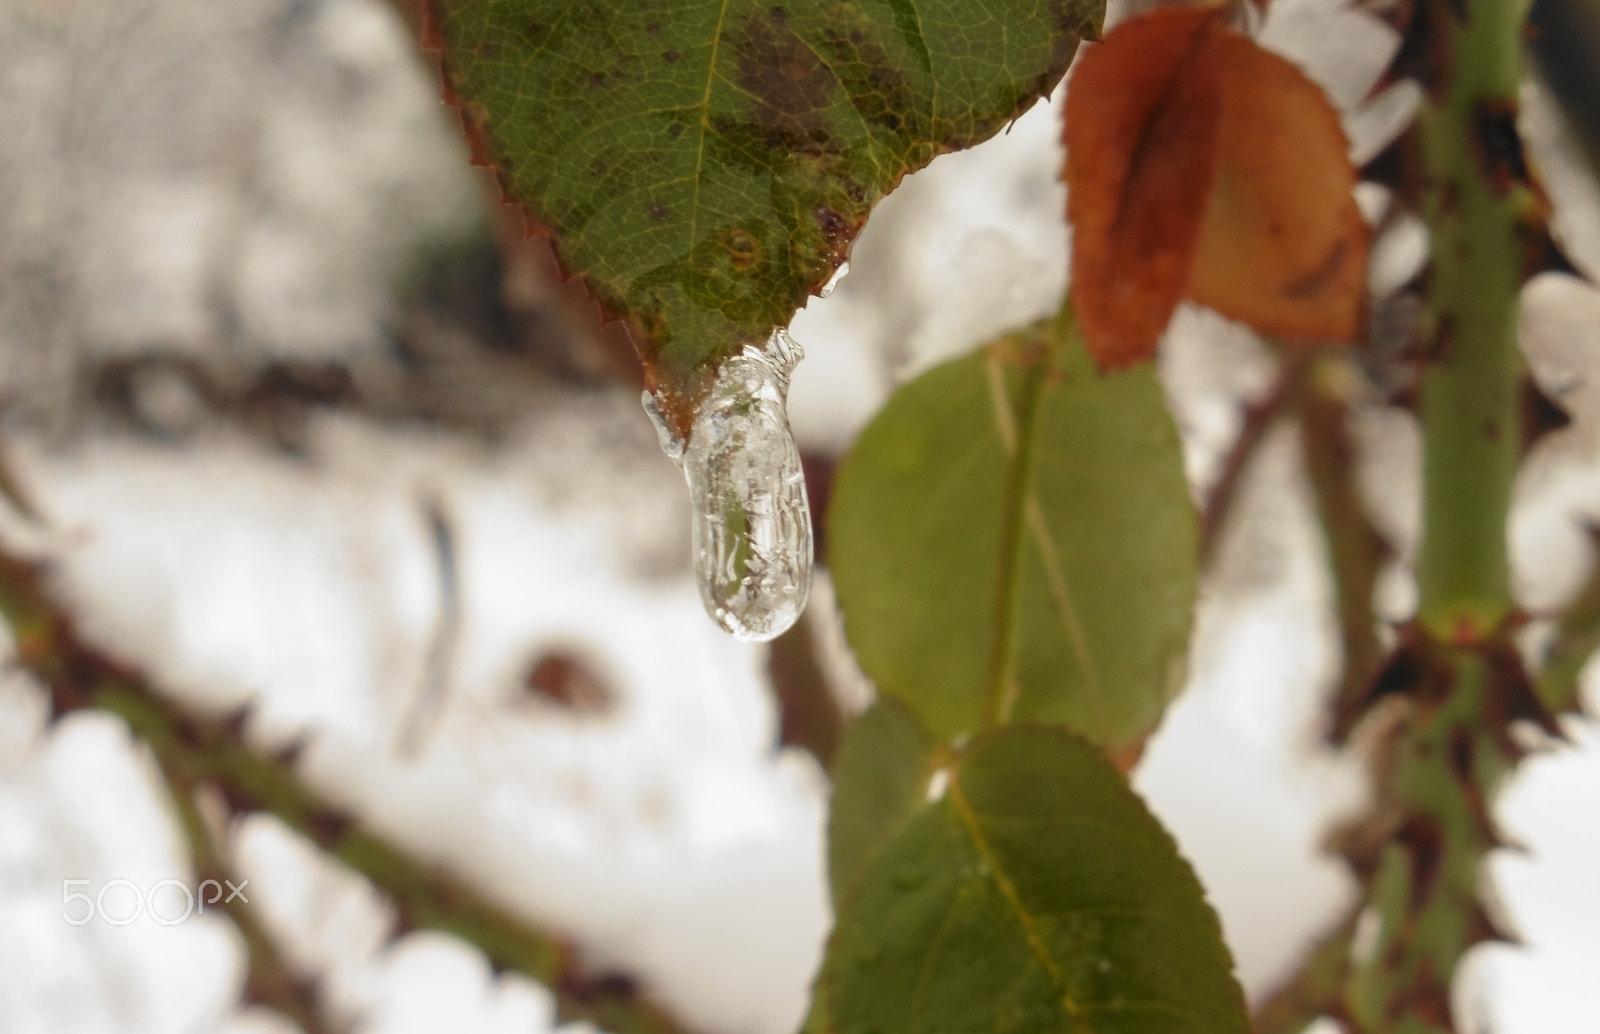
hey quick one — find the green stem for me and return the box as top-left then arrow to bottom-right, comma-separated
143,697 -> 333,1034
1335,0 -> 1545,1025
1344,644 -> 1514,1034
1414,0 -> 1533,639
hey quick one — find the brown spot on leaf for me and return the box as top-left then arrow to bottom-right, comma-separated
816,207 -> 848,239
817,21 -> 919,136
663,49 -> 679,63
734,10 -> 838,150
646,202 -> 668,223
724,226 -> 761,269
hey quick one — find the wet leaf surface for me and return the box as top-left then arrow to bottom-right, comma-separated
429,0 -> 1103,428
823,725 -> 1250,1034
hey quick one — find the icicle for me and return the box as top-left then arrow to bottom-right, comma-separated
643,329 -> 813,641
818,261 -> 850,298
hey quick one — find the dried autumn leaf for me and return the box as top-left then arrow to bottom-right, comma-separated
1065,6 -> 1224,369
1065,6 -> 1368,368
1187,31 -> 1369,343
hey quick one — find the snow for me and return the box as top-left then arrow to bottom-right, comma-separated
0,0 -> 1595,1032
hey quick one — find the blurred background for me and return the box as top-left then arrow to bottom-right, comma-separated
0,0 -> 1596,1032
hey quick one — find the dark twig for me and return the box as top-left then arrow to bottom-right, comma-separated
1198,349 -> 1317,569
769,608 -> 846,769
159,731 -> 339,1034
0,551 -> 696,1034
1252,906 -> 1362,1034
1300,362 -> 1395,744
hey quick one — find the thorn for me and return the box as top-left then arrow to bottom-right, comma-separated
273,734 -> 310,768
1379,0 -> 1452,99
219,705 -> 253,742
1334,631 -> 1429,740
1524,226 -> 1586,280
1488,642 -> 1567,741
1521,375 -> 1572,455
1360,133 -> 1417,201
1396,814 -> 1446,913
1467,898 -> 1522,947
301,807 -> 355,848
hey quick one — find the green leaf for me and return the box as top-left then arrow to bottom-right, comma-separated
827,317 -> 1196,751
428,0 -> 1102,426
827,697 -> 943,906
824,725 -> 1249,1034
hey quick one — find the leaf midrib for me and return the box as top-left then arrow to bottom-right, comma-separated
981,340 -> 1107,732
947,774 -> 1084,1023
686,0 -> 734,348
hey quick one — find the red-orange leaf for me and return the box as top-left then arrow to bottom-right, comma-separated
1064,7 -> 1368,368
1065,6 -> 1224,369
1187,31 -> 1369,344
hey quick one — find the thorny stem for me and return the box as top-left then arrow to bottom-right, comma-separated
1331,0 -> 1563,1024
1341,640 -> 1529,1034
1413,0 -> 1533,640
1253,907 -> 1361,1034
0,551 -> 694,1034
139,701 -> 337,1034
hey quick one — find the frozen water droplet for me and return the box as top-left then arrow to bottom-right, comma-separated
645,329 -> 813,641
641,390 -> 685,463
818,261 -> 850,298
